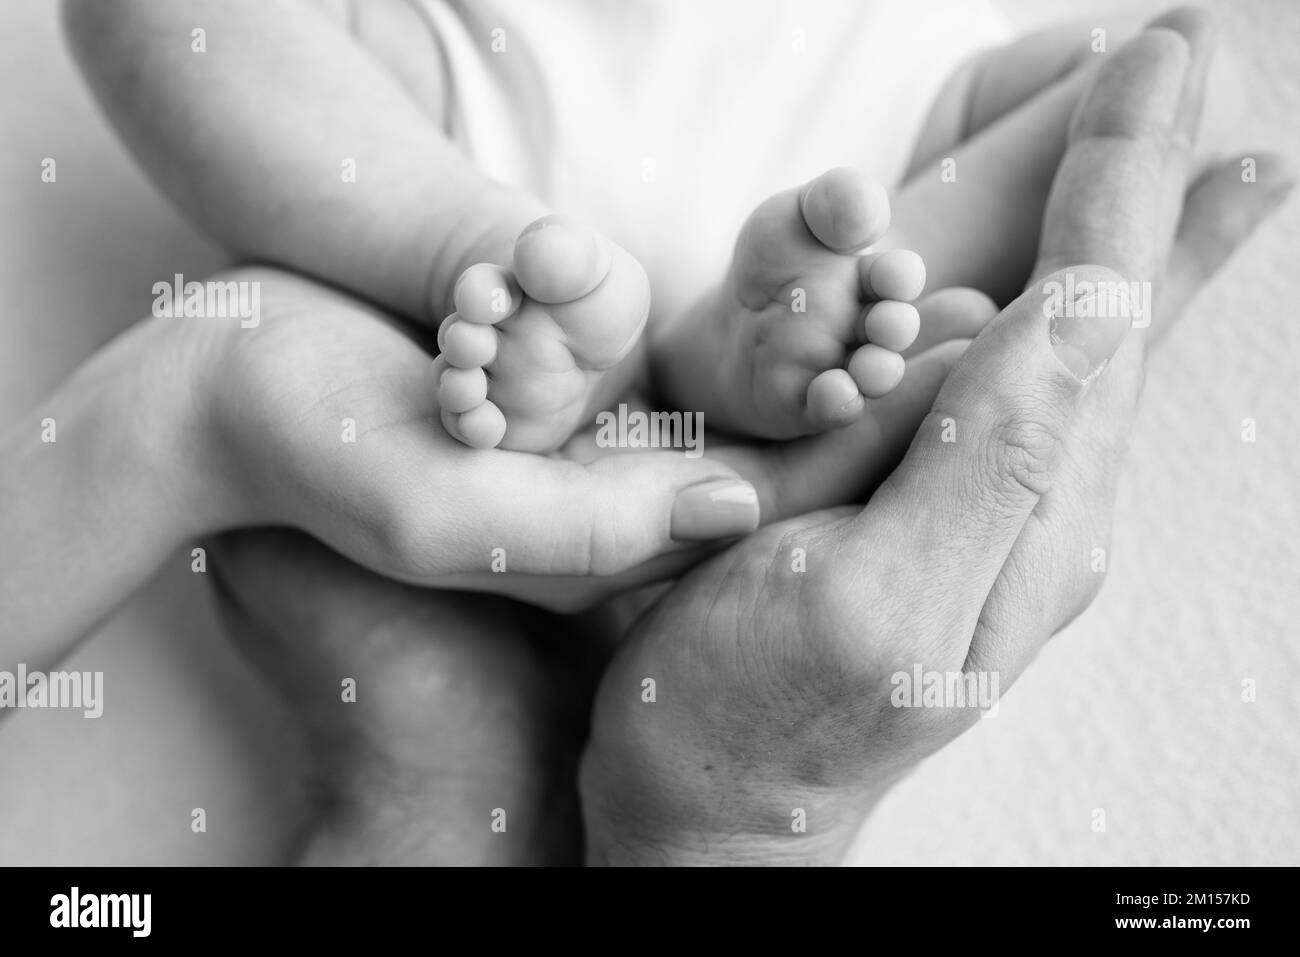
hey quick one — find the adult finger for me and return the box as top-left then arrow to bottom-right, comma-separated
903,287 -> 999,356
567,339 -> 974,527
271,414 -> 759,593
964,153 -> 1295,682
1034,26 -> 1193,280
1156,153 -> 1296,342
848,28 -> 1192,637
391,449 -> 760,580
904,16 -> 1140,179
714,339 -> 972,520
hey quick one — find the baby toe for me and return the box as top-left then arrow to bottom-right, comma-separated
847,343 -> 905,399
454,263 -> 522,325
806,368 -> 865,427
438,365 -> 489,414
863,249 -> 927,302
862,300 -> 921,353
452,401 -> 508,450
439,315 -> 499,368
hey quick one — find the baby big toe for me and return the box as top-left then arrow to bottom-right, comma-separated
512,215 -> 612,305
800,167 -> 891,253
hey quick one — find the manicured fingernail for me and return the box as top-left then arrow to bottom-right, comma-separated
670,479 -> 760,542
1046,279 -> 1138,383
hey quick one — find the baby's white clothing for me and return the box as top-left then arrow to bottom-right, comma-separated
415,0 -> 1010,316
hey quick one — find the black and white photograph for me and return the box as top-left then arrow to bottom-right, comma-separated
1,0 -> 1296,896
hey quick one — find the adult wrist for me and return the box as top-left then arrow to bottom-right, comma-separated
578,731 -> 865,866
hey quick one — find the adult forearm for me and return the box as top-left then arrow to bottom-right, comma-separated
0,318 -> 236,672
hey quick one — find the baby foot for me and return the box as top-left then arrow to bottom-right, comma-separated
434,215 -> 650,452
655,167 -> 928,440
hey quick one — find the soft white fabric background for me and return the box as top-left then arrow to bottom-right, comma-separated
0,0 -> 1295,864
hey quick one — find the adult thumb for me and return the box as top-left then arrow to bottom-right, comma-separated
444,450 -> 759,578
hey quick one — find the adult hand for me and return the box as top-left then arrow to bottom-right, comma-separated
207,526 -> 594,865
197,267 -> 983,613
579,14 -> 1294,864
177,6 -> 1223,617
889,8 -> 1241,311
176,268 -> 770,612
